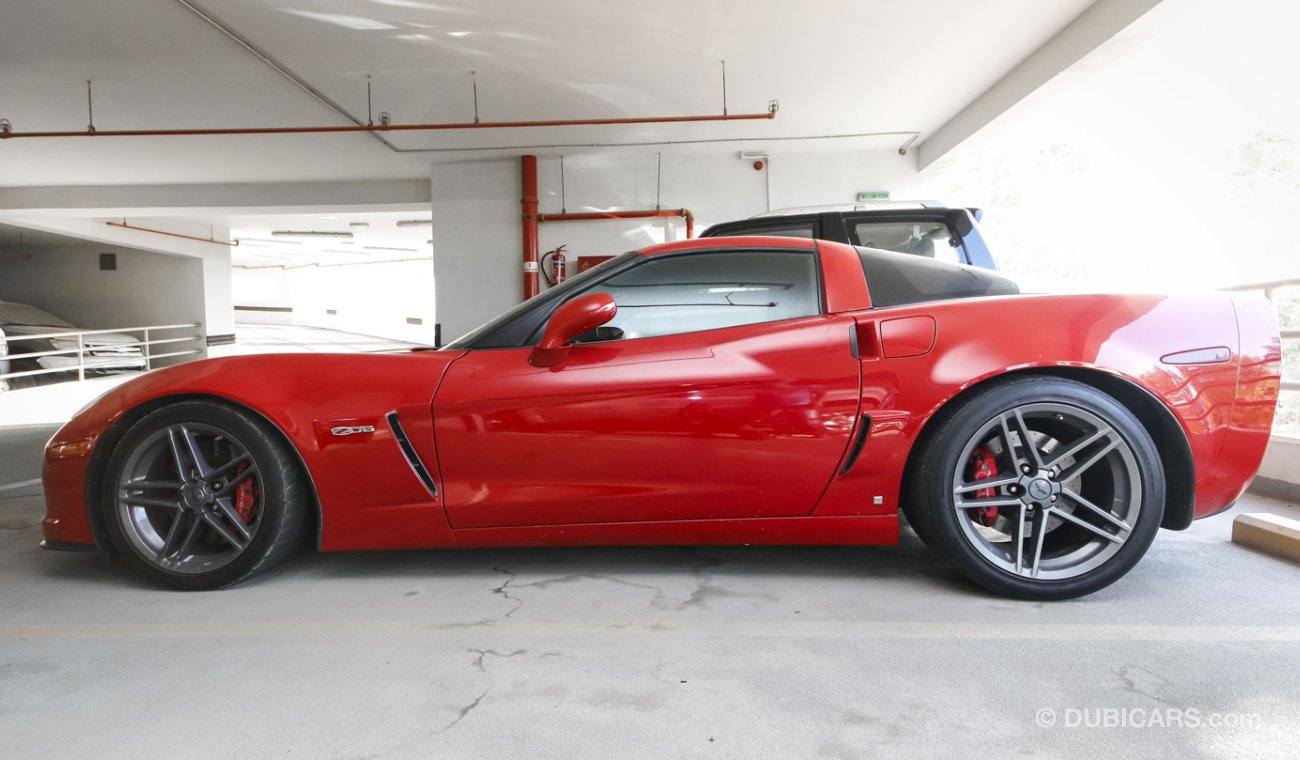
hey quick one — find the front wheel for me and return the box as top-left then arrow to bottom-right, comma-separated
904,377 -> 1165,600
101,400 -> 308,590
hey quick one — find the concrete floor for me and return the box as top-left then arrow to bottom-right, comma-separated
1,430 -> 1298,757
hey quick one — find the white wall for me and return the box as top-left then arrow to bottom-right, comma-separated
430,147 -> 923,341
0,216 -> 234,346
1256,436 -> 1300,499
431,159 -> 521,345
231,260 -> 436,344
0,238 -> 206,364
201,251 -> 234,338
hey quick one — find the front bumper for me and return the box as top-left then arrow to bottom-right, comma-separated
41,429 -> 100,548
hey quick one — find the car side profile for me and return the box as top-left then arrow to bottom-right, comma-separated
41,237 -> 1281,599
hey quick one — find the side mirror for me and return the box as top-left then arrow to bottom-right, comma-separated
529,292 -> 617,367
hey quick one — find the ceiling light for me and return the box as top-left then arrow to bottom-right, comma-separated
238,237 -> 302,245
364,245 -> 418,253
272,230 -> 353,238
314,215 -> 339,220
447,31 -> 472,37
395,219 -> 433,227
322,249 -> 369,254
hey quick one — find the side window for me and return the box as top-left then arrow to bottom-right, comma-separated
849,220 -> 964,264
576,251 -> 821,341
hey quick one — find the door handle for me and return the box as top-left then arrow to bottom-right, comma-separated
853,320 -> 881,359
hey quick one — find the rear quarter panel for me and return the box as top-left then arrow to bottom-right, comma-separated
815,292 -> 1270,520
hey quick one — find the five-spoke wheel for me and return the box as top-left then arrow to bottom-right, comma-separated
116,422 -> 262,574
906,377 -> 1163,599
102,401 -> 307,590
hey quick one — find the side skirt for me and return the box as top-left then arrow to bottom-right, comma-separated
448,514 -> 899,549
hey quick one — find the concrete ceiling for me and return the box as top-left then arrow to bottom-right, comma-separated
0,0 -> 1097,186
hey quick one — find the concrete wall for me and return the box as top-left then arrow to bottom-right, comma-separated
0,238 -> 206,364
430,147 -> 922,342
201,251 -> 234,339
1253,436 -> 1300,503
0,240 -> 204,329
430,159 -> 520,345
0,216 -> 233,346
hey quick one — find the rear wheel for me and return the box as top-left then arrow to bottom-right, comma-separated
905,377 -> 1164,600
101,400 -> 307,590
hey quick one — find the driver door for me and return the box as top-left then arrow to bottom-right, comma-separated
433,248 -> 862,528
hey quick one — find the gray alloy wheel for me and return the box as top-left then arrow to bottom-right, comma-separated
949,403 -> 1142,581
115,422 -> 262,575
102,401 -> 307,590
904,377 -> 1164,600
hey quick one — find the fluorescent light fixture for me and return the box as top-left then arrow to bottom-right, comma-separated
238,237 -> 302,245
322,249 -> 369,254
314,215 -> 339,220
396,219 -> 433,228
364,245 -> 418,253
272,230 -> 353,238
447,31 -> 472,37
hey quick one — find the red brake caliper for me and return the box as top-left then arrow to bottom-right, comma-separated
234,463 -> 256,522
970,446 -> 999,527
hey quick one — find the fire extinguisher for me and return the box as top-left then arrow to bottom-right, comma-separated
542,244 -> 567,287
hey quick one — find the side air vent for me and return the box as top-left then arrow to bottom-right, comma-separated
838,415 -> 873,476
385,411 -> 437,498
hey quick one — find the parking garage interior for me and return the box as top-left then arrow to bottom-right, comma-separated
2,0 -> 1298,757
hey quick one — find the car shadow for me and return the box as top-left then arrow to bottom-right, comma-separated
34,529 -> 976,595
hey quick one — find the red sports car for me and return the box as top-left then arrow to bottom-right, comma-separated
40,237 -> 1281,599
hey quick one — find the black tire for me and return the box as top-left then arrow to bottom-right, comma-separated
101,400 -> 307,590
904,377 -> 1164,600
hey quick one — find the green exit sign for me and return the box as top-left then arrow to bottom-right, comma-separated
856,191 -> 890,201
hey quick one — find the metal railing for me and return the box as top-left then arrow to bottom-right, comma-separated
1221,278 -> 1300,394
0,323 -> 203,384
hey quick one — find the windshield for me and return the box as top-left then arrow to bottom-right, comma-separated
443,252 -> 638,349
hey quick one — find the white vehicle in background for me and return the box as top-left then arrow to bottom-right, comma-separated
0,301 -> 146,390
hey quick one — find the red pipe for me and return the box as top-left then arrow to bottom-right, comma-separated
539,209 -> 695,239
521,155 -> 540,300
0,108 -> 777,140
106,220 -> 239,247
